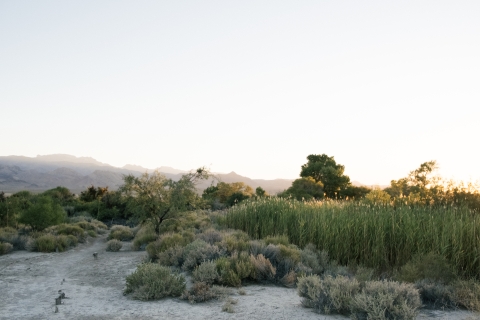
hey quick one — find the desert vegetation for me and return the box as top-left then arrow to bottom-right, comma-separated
1,155 -> 480,319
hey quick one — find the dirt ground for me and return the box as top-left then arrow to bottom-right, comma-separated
0,236 -> 478,320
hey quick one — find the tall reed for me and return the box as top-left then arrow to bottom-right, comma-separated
225,198 -> 480,277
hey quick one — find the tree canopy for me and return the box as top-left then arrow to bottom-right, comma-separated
300,154 -> 351,198
121,168 -> 210,235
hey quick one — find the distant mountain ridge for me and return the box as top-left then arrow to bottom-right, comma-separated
0,154 -> 293,194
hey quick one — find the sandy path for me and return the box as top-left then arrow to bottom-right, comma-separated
0,236 -> 478,320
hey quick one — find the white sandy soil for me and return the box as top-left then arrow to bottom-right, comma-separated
0,236 -> 478,320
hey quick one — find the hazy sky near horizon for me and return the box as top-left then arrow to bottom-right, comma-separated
1,1 -> 479,185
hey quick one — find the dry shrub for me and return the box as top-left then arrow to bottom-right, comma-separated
297,275 -> 360,315
250,254 -> 276,281
87,230 -> 97,237
452,280 -> 480,311
182,239 -> 223,271
280,270 -> 297,287
180,282 -> 229,303
124,263 -> 186,300
351,280 -> 421,320
0,228 -> 27,250
301,244 -> 329,275
249,240 -> 267,256
397,252 -> 456,284
220,235 -> 249,254
106,239 -> 123,252
108,225 -> 134,241
415,279 -> 457,309
192,260 -> 219,284
0,242 -> 13,255
157,245 -> 184,267
196,228 -> 223,244
55,235 -> 70,252
222,297 -> 237,313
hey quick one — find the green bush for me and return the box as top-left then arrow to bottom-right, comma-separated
264,234 -> 290,246
0,242 -> 13,255
55,235 -> 70,252
55,224 -> 86,242
108,225 -> 134,241
87,230 -> 97,237
216,257 -> 241,287
297,275 -> 360,315
132,226 -> 157,251
67,234 -> 78,247
35,234 -> 57,252
397,252 -> 457,284
192,260 -> 219,284
106,239 -> 122,252
351,280 -> 421,320
124,263 -> 186,300
0,227 -> 27,250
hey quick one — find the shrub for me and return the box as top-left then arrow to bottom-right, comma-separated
397,252 -> 457,284
124,263 -> 186,300
132,226 -> 157,251
0,242 -> 13,255
216,257 -> 241,287
106,239 -> 123,252
55,235 -> 70,252
249,240 -> 267,256
452,280 -> 480,311
108,225 -> 134,241
350,280 -> 421,320
0,228 -> 27,250
297,275 -> 360,315
220,235 -> 250,254
180,282 -> 227,303
264,234 -> 290,246
196,228 -> 223,244
300,244 -> 329,275
87,230 -> 96,237
67,234 -> 78,247
222,297 -> 237,313
145,232 -> 190,259
36,234 -> 57,252
415,279 -> 457,309
192,261 -> 219,284
157,245 -> 185,267
55,224 -> 86,242
250,254 -> 276,281
182,239 -> 223,271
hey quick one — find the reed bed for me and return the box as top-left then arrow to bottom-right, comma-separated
225,198 -> 480,278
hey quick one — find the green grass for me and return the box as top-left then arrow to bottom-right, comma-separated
225,198 -> 480,278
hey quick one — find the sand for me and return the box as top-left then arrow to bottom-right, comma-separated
0,236 -> 478,320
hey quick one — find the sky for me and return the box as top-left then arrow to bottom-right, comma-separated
1,1 -> 479,185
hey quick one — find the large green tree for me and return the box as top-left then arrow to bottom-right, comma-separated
300,154 -> 351,198
281,177 -> 324,201
18,196 -> 66,231
121,168 -> 209,235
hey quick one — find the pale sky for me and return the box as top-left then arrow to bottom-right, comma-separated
1,1 -> 479,185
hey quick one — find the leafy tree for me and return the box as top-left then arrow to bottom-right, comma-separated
255,187 -> 268,197
42,187 -> 75,204
18,196 -> 66,231
300,154 -> 351,198
338,185 -> 371,200
364,188 -> 391,206
121,168 -> 210,235
202,182 -> 254,207
281,177 -> 324,201
80,185 -> 109,202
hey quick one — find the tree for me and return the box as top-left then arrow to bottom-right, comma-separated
281,177 -> 324,201
255,187 -> 268,197
300,154 -> 351,198
121,168 -> 210,235
18,196 -> 66,231
202,181 -> 254,208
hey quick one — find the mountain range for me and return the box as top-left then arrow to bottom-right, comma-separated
0,154 -> 295,195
